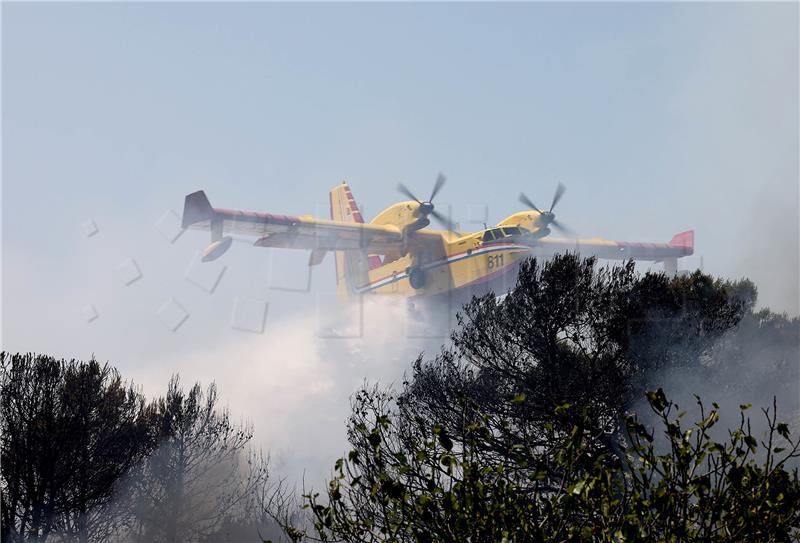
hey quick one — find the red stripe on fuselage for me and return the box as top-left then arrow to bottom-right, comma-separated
214,208 -> 303,226
363,243 -> 531,289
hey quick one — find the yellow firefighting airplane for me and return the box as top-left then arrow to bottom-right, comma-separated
182,175 -> 693,302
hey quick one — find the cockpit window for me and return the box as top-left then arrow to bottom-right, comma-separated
484,228 -> 512,242
484,227 -> 529,242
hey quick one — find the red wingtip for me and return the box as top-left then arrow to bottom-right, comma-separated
669,230 -> 694,251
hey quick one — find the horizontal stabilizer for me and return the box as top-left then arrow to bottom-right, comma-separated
182,190 -> 215,228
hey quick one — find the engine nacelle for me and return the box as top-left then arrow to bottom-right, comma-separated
497,211 -> 548,236
371,201 -> 424,231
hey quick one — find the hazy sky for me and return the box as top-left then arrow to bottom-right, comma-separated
2,2 -> 798,480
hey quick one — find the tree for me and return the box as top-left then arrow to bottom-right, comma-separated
400,255 -> 758,477
270,255 -> 800,541
0,353 -> 155,543
289,389 -> 800,542
1,353 -> 65,543
709,307 -> 800,405
125,375 -> 269,543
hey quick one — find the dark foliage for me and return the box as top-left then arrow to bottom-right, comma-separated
292,389 -> 800,542
1,357 -> 273,543
274,255 -> 800,542
0,353 -> 155,543
124,375 -> 269,543
401,256 -> 761,479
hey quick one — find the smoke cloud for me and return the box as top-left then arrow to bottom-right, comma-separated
138,297 -> 452,485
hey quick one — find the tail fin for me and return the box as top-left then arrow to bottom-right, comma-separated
182,190 -> 215,228
329,183 -> 379,300
183,190 -> 224,242
668,230 -> 694,254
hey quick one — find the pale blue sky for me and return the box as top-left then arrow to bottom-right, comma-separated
2,2 -> 797,478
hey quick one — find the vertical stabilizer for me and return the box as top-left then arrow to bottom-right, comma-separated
329,183 -> 376,301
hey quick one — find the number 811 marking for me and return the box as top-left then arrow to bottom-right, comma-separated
486,254 -> 505,270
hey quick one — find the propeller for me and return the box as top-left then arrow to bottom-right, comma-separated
397,173 -> 459,234
518,182 -> 575,236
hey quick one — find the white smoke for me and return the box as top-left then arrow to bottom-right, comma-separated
139,296 -> 452,485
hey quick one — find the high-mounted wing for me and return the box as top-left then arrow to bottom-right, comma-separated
532,230 -> 694,261
182,191 -> 404,255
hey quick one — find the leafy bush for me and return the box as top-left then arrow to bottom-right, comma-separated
270,256 -> 799,542
285,390 -> 799,542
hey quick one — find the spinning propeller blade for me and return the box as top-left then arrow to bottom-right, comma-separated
397,182 -> 421,203
550,219 -> 575,237
549,182 -> 566,212
431,209 -> 459,234
430,172 -> 446,202
396,173 -> 459,235
520,182 -> 575,237
518,192 -> 542,213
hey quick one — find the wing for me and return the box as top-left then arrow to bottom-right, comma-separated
182,190 -> 404,253
403,229 -> 455,264
531,230 -> 694,261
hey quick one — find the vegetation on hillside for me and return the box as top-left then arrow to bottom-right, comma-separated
272,256 -> 800,542
2,255 -> 798,542
0,356 -> 270,543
